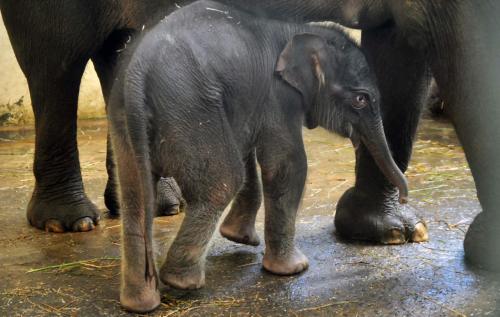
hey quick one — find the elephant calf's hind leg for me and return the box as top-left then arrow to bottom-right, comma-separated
220,152 -> 262,246
161,165 -> 243,289
112,131 -> 160,314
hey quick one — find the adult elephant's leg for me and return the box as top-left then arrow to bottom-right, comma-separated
335,25 -> 429,244
26,63 -> 100,232
92,48 -> 122,215
450,5 -> 500,270
220,150 -> 262,246
1,1 -> 119,232
459,83 -> 500,269
104,133 -> 120,215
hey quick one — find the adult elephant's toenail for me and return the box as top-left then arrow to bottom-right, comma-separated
45,219 -> 65,233
72,217 -> 95,232
411,222 -> 429,242
383,229 -> 406,245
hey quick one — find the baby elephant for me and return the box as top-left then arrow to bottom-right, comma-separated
108,0 -> 408,313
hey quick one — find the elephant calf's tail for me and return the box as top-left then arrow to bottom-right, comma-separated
123,68 -> 156,220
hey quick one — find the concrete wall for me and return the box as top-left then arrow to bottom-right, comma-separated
0,16 -> 106,127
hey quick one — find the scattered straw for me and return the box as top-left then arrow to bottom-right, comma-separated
295,300 -> 358,313
27,257 -> 120,273
410,293 -> 466,317
1,286 -> 82,316
105,224 -> 121,230
160,295 -> 268,315
236,261 -> 260,268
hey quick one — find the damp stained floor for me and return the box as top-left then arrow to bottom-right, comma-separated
0,116 -> 499,316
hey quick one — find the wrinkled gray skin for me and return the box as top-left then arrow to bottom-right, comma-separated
108,1 -> 408,312
1,0 -> 498,272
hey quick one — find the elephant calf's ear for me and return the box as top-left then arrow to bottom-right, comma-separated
276,33 -> 328,104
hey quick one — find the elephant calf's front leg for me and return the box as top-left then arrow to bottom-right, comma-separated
259,147 -> 309,275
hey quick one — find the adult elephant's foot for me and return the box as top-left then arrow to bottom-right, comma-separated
27,192 -> 100,233
464,212 -> 500,271
104,176 -> 185,217
160,262 -> 205,290
335,187 -> 428,244
263,247 -> 309,275
156,177 -> 185,216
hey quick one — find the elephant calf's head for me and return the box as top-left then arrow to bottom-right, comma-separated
276,32 -> 408,204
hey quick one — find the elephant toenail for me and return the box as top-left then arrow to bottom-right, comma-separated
72,217 -> 95,232
45,219 -> 65,233
412,222 -> 429,242
383,229 -> 406,245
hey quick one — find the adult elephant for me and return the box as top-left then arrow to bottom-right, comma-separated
0,0 -> 192,232
1,0 -> 499,270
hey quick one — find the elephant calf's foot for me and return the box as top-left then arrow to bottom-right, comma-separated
160,262 -> 205,290
28,194 -> 100,233
263,247 -> 309,275
121,279 -> 160,313
464,212 -> 500,271
220,218 -> 260,246
335,187 -> 428,244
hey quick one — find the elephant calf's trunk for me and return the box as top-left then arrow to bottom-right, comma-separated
361,134 -> 409,204
378,158 -> 409,204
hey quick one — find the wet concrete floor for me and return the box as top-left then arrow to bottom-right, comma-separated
0,116 -> 499,316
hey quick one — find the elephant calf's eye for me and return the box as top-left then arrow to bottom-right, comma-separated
352,94 -> 369,109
